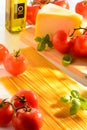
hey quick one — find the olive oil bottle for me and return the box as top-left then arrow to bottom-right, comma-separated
5,0 -> 27,33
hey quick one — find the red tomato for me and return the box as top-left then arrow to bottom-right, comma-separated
11,89 -> 38,108
26,5 -> 40,25
32,0 -> 69,9
0,44 -> 9,63
83,29 -> 87,35
52,30 -> 73,53
75,1 -> 87,19
52,0 -> 69,9
3,50 -> 28,75
73,34 -> 87,56
32,0 -> 48,4
12,108 -> 43,130
0,99 -> 14,127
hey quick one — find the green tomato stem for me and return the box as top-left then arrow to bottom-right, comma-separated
69,27 -> 87,37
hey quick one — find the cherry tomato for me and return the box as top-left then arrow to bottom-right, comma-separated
52,30 -> 73,53
12,108 -> 43,130
0,44 -> 9,63
11,89 -> 38,108
3,50 -> 28,75
52,0 -> 69,9
0,98 -> 14,127
32,0 -> 48,4
32,0 -> 69,9
73,34 -> 87,56
75,1 -> 87,19
83,29 -> 87,35
26,5 -> 40,25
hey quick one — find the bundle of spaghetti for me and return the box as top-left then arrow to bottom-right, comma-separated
0,47 -> 87,130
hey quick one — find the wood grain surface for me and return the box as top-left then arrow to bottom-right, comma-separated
20,27 -> 87,86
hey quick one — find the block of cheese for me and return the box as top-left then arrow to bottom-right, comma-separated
35,3 -> 83,39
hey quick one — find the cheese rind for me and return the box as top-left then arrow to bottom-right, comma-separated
35,3 -> 83,38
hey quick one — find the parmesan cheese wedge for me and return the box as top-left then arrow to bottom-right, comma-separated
35,3 -> 83,38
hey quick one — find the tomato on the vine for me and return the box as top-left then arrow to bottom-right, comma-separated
32,0 -> 48,4
52,0 -> 69,9
52,30 -> 73,53
12,107 -> 43,130
73,34 -> 87,56
26,5 -> 41,25
11,89 -> 38,109
32,0 -> 69,9
3,50 -> 28,75
0,44 -> 9,63
0,98 -> 14,127
75,1 -> 87,19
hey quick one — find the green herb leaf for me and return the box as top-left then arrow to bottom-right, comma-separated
62,54 -> 72,66
71,98 -> 81,107
70,99 -> 81,115
79,97 -> 87,110
60,95 -> 71,102
35,34 -> 53,51
44,34 -> 49,43
70,104 -> 80,115
60,90 -> 87,115
71,90 -> 80,98
37,42 -> 46,51
35,37 -> 42,42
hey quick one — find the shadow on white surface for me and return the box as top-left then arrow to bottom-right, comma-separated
0,65 -> 11,77
0,122 -> 13,130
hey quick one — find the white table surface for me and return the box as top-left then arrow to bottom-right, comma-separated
0,0 -> 86,129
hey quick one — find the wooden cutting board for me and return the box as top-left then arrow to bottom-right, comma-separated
20,26 -> 87,86
1,46 -> 87,130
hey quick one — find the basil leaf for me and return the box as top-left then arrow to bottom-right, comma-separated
71,90 -> 80,98
62,54 -> 72,66
35,34 -> 53,51
60,95 -> 70,102
79,97 -> 87,110
37,42 -> 45,51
